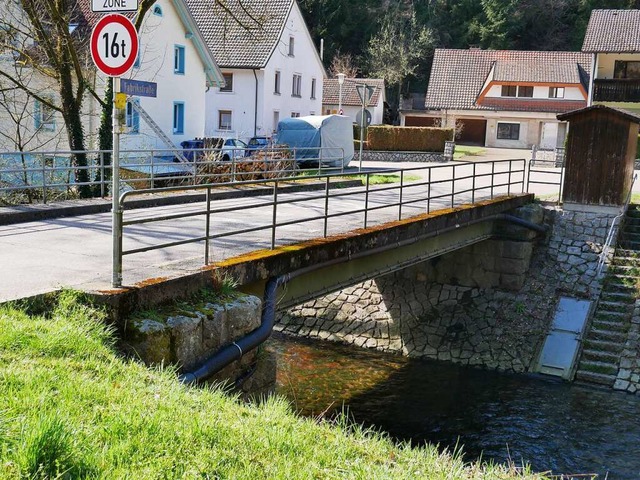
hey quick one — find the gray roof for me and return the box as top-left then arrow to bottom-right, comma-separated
582,9 -> 640,53
185,0 -> 294,69
425,49 -> 591,111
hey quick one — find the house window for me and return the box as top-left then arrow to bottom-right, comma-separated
325,109 -> 331,115
292,74 -> 301,97
614,60 -> 640,79
497,122 -> 520,140
549,87 -> 565,98
274,70 -> 281,94
126,98 -> 140,133
220,73 -> 233,92
288,36 -> 295,56
501,85 -> 517,97
34,98 -> 55,131
173,102 -> 184,134
174,45 -> 185,74
517,86 -> 533,98
153,5 -> 163,16
311,78 -> 316,99
273,111 -> 280,131
291,112 -> 300,118
219,110 -> 232,130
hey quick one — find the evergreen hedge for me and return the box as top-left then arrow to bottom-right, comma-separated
366,126 -> 454,152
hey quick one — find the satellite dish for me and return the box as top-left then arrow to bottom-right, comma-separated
356,109 -> 372,127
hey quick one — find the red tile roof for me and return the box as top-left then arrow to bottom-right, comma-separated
480,98 -> 587,113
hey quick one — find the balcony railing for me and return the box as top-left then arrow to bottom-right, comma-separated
593,78 -> 640,103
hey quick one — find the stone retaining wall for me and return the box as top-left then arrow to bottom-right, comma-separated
277,205 -> 618,374
616,302 -> 640,393
354,150 -> 446,163
123,294 -> 276,398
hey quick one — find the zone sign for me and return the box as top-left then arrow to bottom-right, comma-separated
92,0 -> 138,13
90,14 -> 139,77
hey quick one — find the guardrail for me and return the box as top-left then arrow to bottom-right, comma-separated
114,159 -> 526,285
0,146 -> 346,205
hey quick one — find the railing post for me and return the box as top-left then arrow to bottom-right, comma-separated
472,162 -> 476,204
41,154 -> 47,204
100,152 -> 106,198
491,161 -> 495,199
324,175 -> 330,237
150,151 -> 155,189
205,186 -> 211,264
271,180 -> 278,249
558,160 -> 565,205
399,170 -> 404,221
427,167 -> 431,214
508,160 -> 512,195
364,173 -> 370,228
451,164 -> 456,208
232,156 -> 236,183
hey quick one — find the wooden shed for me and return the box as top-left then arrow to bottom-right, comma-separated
557,105 -> 640,207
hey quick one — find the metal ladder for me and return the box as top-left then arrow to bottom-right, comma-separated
130,101 -> 189,163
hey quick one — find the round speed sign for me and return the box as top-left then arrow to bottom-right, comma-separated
90,14 -> 139,77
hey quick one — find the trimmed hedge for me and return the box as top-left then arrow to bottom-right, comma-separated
366,126 -> 454,152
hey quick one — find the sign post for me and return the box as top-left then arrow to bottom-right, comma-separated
355,84 -> 375,172
91,14 -> 138,287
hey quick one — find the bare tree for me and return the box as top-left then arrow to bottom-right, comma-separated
0,0 -> 156,197
328,50 -> 359,78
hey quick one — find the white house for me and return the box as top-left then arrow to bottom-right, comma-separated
186,0 -> 326,141
88,0 -> 225,152
401,49 -> 592,149
322,78 -> 386,126
582,9 -> 640,114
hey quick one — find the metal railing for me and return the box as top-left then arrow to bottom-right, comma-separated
526,156 -> 565,204
114,159 -> 526,284
597,173 -> 638,275
593,78 -> 640,103
0,146 -> 347,205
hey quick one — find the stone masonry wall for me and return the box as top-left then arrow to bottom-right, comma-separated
277,205 -> 618,375
616,300 -> 640,393
123,294 -> 276,398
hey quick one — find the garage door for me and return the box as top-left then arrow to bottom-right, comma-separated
404,116 -> 439,127
457,119 -> 487,145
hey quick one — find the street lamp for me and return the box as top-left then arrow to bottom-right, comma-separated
337,73 -> 346,115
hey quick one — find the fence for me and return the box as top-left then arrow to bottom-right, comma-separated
0,146 -> 346,205
114,159 -> 526,285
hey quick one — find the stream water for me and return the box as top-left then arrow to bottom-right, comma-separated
266,334 -> 640,479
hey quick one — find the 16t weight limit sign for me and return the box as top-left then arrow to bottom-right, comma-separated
91,14 -> 138,77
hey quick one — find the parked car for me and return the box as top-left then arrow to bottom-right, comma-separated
221,138 -> 247,161
245,136 -> 271,156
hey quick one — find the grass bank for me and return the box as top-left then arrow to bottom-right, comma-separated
0,293 -> 545,479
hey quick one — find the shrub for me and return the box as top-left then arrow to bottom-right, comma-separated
366,126 -> 453,152
636,135 -> 640,159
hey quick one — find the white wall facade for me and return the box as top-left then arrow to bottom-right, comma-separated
119,0 -> 209,152
205,2 -> 324,142
595,53 -> 640,79
484,84 -> 585,101
323,101 -> 385,126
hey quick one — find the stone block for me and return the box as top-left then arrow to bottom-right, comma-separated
502,241 -> 533,260
167,314 -> 204,371
127,318 -> 172,365
614,379 -> 630,391
202,303 -> 226,353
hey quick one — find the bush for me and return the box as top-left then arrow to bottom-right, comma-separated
636,135 -> 640,159
367,126 -> 454,152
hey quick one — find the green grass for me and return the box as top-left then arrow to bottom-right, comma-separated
453,146 -> 486,159
350,174 -> 422,185
0,292 -> 546,479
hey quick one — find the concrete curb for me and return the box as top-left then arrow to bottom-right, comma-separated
0,180 -> 362,226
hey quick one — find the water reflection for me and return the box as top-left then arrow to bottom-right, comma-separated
267,334 -> 640,479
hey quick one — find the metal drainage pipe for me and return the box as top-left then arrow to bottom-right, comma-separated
179,212 -> 547,385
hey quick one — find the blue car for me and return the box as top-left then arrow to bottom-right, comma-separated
245,136 -> 271,156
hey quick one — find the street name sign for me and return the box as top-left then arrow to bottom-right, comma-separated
120,78 -> 157,97
90,14 -> 139,77
92,0 -> 138,13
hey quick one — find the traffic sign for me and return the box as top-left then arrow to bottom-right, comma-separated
92,0 -> 138,13
90,14 -> 139,77
356,85 -> 376,105
356,109 -> 372,127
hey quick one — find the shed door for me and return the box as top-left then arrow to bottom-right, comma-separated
457,119 -> 487,145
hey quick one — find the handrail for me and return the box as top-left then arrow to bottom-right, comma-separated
114,158 -> 527,285
597,173 -> 638,275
